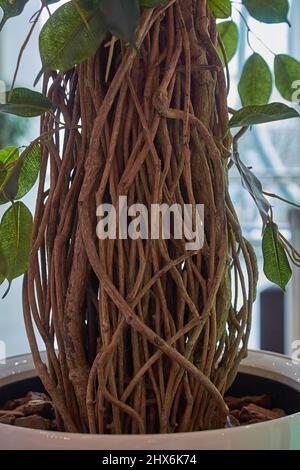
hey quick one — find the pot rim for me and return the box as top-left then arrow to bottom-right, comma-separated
0,349 -> 299,440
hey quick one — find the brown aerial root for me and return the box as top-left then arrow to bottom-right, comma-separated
23,0 -> 257,434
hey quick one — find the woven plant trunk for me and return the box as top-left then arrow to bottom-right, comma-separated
23,0 -> 257,434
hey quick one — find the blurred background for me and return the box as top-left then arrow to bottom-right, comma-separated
0,0 -> 299,358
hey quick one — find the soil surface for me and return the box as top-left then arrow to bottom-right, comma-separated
0,392 -> 286,431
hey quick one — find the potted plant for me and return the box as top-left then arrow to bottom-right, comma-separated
0,0 -> 299,450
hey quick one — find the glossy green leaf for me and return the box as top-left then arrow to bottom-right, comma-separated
229,103 -> 300,128
274,54 -> 300,102
238,53 -> 272,106
208,0 -> 231,19
99,0 -> 140,45
217,21 -> 239,65
39,0 -> 107,73
234,154 -> 270,224
0,88 -> 52,118
0,0 -> 28,31
0,202 -> 33,282
263,222 -> 292,291
242,0 -> 290,25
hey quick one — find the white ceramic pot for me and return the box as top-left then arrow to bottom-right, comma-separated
0,350 -> 299,450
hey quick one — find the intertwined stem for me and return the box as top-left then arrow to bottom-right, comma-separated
23,0 -> 257,434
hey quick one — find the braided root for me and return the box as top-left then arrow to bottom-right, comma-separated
23,0 -> 257,434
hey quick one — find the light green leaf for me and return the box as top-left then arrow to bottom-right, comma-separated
0,0 -> 29,32
0,88 -> 52,118
275,54 -> 300,102
238,53 -> 272,106
229,103 -> 299,127
217,21 -> 239,65
262,222 -> 292,291
39,0 -> 107,73
208,0 -> 231,18
99,0 -> 140,45
0,202 -> 33,282
242,0 -> 290,25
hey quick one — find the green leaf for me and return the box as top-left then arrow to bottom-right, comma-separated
0,88 -> 52,118
0,144 -> 40,204
0,202 -> 33,282
99,0 -> 140,45
0,147 -> 19,204
242,0 -> 290,25
234,154 -> 271,224
229,103 -> 300,128
274,54 -> 300,102
238,53 -> 273,106
208,0 -> 231,18
262,222 -> 292,291
140,0 -> 162,6
15,144 -> 41,200
0,0 -> 28,32
217,21 -> 239,65
39,0 -> 107,73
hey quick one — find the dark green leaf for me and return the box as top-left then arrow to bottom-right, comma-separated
229,103 -> 300,127
242,0 -> 290,25
0,88 -> 52,118
262,222 -> 292,291
99,0 -> 140,45
39,0 -> 107,73
0,0 -> 28,32
234,154 -> 270,224
217,21 -> 239,65
238,53 -> 272,106
275,54 -> 300,102
208,0 -> 231,19
0,202 -> 33,282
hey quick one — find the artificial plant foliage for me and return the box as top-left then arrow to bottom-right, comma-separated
0,88 -> 52,117
217,21 -> 239,65
238,53 -> 272,106
275,54 -> 300,102
229,103 -> 300,127
242,0 -> 290,25
39,1 -> 107,73
234,154 -> 271,225
0,0 -> 29,32
0,201 -> 32,284
263,221 -> 292,291
99,0 -> 140,45
208,0 -> 231,19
